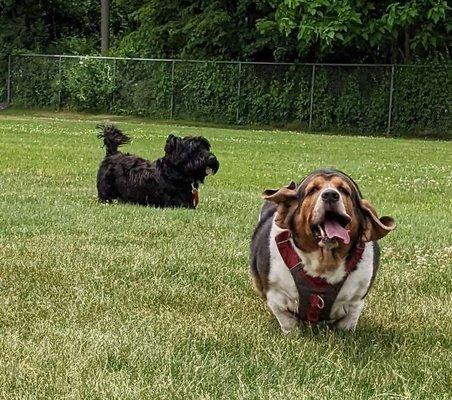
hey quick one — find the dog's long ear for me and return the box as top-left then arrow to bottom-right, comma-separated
165,134 -> 181,155
262,181 -> 297,203
359,199 -> 396,242
262,181 -> 298,228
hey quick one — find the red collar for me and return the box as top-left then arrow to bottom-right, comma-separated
275,230 -> 365,286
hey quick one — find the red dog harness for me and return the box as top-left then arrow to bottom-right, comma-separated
275,230 -> 366,324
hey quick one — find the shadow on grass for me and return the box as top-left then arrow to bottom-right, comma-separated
295,318 -> 448,363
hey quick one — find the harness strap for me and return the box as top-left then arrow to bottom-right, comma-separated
275,230 -> 365,323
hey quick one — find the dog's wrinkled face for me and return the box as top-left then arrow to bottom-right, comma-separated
263,169 -> 395,257
164,134 -> 219,182
303,174 -> 358,249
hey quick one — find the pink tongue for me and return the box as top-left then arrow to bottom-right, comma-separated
324,220 -> 350,244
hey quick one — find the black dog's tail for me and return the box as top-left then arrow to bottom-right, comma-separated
97,123 -> 131,155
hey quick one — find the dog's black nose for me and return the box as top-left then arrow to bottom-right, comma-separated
321,189 -> 340,203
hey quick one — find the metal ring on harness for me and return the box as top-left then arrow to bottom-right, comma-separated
316,295 -> 325,309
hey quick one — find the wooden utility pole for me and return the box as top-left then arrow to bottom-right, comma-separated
101,0 -> 109,56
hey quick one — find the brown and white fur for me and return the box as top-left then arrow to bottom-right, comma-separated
250,169 -> 396,333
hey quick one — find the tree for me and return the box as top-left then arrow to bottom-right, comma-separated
101,0 -> 109,55
113,0 -> 278,60
258,0 -> 451,62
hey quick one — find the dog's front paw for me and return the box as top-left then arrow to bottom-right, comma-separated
267,298 -> 299,335
335,301 -> 364,331
335,317 -> 358,331
280,319 -> 299,335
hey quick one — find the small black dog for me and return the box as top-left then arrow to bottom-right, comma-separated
96,124 -> 219,208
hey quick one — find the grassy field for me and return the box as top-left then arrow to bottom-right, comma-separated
0,110 -> 451,399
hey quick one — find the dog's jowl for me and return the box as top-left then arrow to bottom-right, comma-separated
96,124 -> 219,208
250,169 -> 396,333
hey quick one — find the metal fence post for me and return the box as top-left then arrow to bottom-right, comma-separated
236,62 -> 242,124
170,60 -> 175,119
6,54 -> 11,104
308,64 -> 316,129
111,58 -> 117,111
57,56 -> 62,110
387,65 -> 395,135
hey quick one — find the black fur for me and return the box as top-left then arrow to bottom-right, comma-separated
96,123 -> 219,208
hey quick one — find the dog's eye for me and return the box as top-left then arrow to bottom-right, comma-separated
338,186 -> 350,195
307,186 -> 319,196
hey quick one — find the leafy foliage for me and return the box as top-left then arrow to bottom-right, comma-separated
62,58 -> 116,111
1,1 -> 450,136
260,0 -> 451,62
1,1 -> 450,63
8,56 -> 451,137
112,59 -> 172,118
113,0 -> 277,61
10,56 -> 60,107
392,65 -> 450,133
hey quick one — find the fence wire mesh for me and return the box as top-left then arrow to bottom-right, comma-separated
239,63 -> 313,128
2,54 -> 451,136
312,65 -> 391,132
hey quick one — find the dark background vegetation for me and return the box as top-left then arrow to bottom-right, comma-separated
1,1 -> 450,62
0,1 -> 450,136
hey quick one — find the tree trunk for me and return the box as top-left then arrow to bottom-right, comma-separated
390,34 -> 398,64
101,0 -> 109,56
404,27 -> 411,62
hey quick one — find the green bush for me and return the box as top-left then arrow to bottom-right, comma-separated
392,66 -> 451,136
7,55 -> 451,137
61,58 -> 115,111
173,62 -> 239,123
240,64 -> 311,127
312,67 -> 390,133
111,60 -> 172,118
10,56 -> 60,108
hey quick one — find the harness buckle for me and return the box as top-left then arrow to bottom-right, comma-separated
316,295 -> 325,309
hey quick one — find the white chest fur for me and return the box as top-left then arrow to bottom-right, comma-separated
266,217 -> 375,332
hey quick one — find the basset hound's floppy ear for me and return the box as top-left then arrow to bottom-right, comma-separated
359,199 -> 396,242
262,181 -> 297,203
262,181 -> 298,228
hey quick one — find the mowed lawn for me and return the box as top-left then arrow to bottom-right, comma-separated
0,110 -> 451,400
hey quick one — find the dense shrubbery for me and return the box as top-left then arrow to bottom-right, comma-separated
172,62 -> 239,123
393,66 -> 450,133
10,57 -> 60,107
8,56 -> 451,137
112,60 -> 172,118
61,58 -> 115,111
312,67 -> 391,133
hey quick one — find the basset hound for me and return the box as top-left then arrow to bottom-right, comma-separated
250,169 -> 396,332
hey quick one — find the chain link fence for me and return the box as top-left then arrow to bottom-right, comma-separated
2,54 -> 451,136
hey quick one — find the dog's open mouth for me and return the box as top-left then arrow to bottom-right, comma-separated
312,211 -> 351,245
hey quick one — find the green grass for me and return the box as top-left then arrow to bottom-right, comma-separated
0,110 -> 451,399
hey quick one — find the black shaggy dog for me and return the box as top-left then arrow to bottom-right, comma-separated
96,124 -> 219,208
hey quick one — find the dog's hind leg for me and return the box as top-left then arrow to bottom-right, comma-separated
97,169 -> 117,203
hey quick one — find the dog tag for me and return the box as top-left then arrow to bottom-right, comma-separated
192,188 -> 199,208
